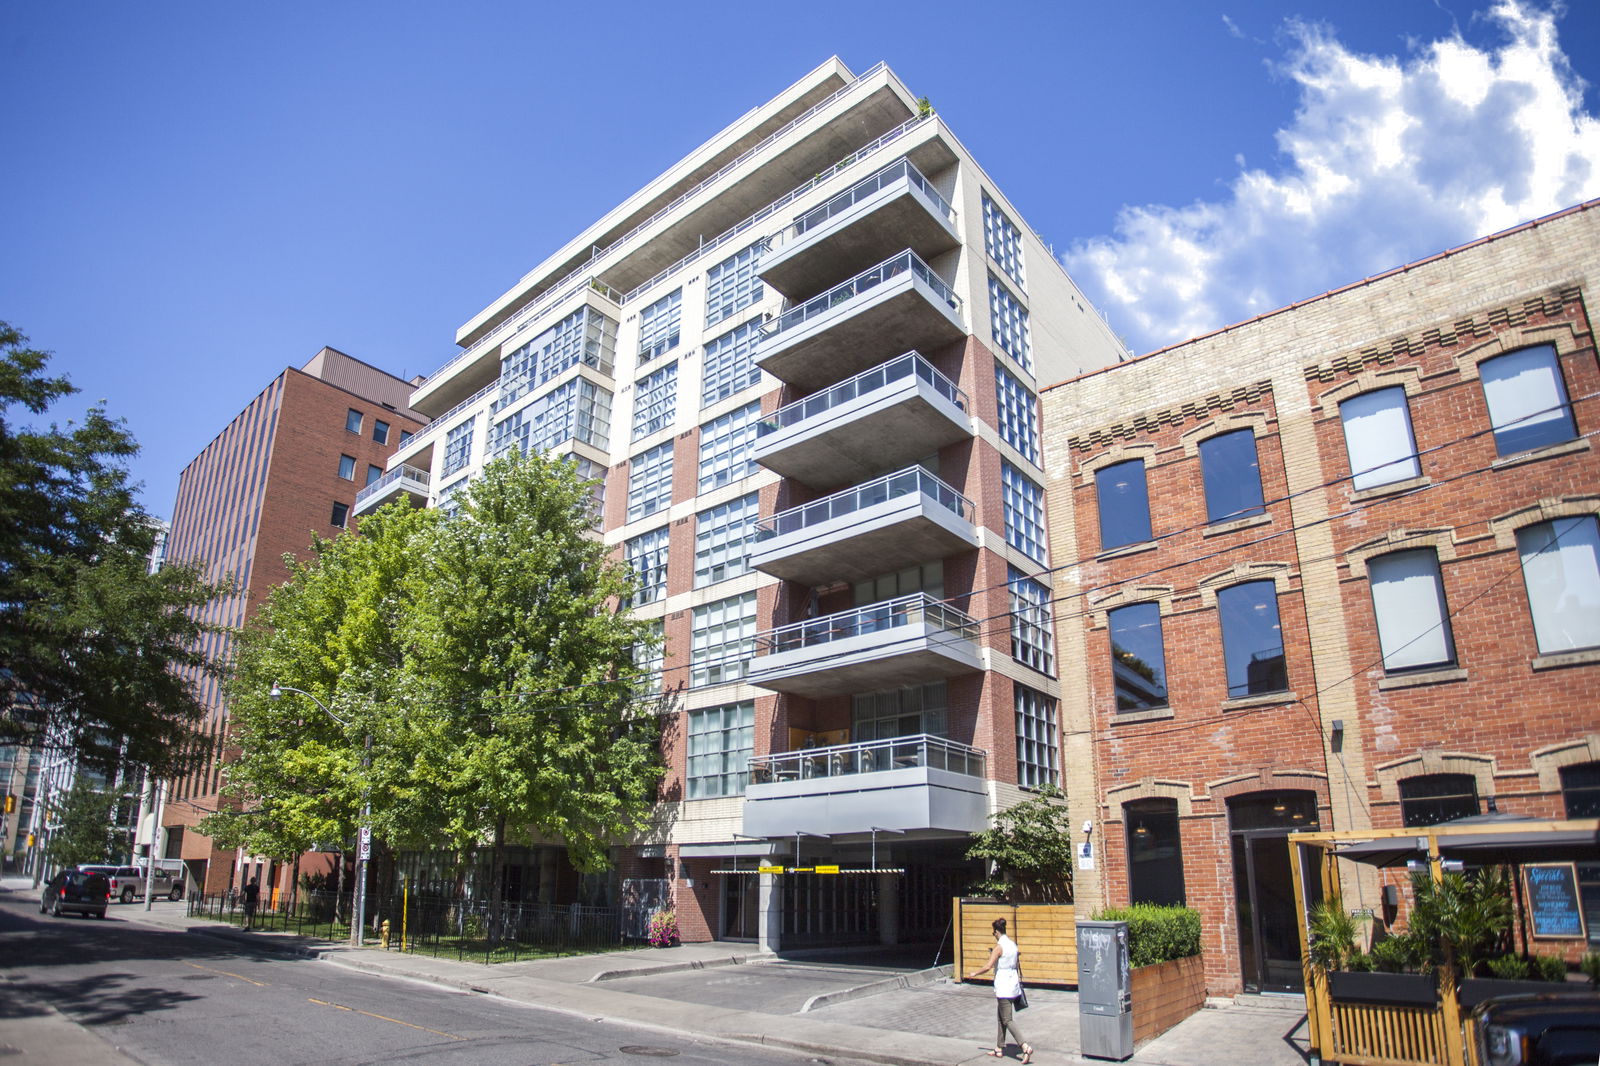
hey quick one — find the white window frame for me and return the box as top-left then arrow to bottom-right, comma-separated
704,243 -> 764,327
632,361 -> 678,440
982,192 -> 1026,291
626,525 -> 670,606
1015,684 -> 1059,788
695,493 -> 758,586
686,701 -> 755,799
995,363 -> 1040,465
1009,568 -> 1055,674
697,401 -> 760,492
441,419 -> 475,477
702,320 -> 762,406
988,274 -> 1032,374
1002,460 -> 1048,562
627,441 -> 674,522
691,592 -> 757,687
638,289 -> 682,360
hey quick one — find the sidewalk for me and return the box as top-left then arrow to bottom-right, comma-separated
4,876 -> 1310,1066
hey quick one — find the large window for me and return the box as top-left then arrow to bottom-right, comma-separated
1125,799 -> 1185,906
1398,773 -> 1479,827
687,701 -> 754,799
691,592 -> 756,686
626,525 -> 670,606
701,321 -> 762,406
498,306 -> 618,409
488,379 -> 611,461
634,619 -> 664,697
1516,516 -> 1600,654
982,192 -> 1026,291
633,361 -> 678,440
853,682 -> 947,740
1002,461 -> 1048,563
1200,430 -> 1265,523
988,275 -> 1032,374
855,561 -> 942,605
697,401 -> 760,492
705,243 -> 764,327
1341,387 -> 1420,489
638,289 -> 682,360
1109,603 -> 1169,711
1096,459 -> 1152,550
995,364 -> 1040,465
1009,569 -> 1055,674
695,493 -> 757,586
1014,684 -> 1058,788
1480,345 -> 1577,456
1218,581 -> 1287,698
1368,549 -> 1456,672
627,441 -> 674,522
442,419 -> 476,477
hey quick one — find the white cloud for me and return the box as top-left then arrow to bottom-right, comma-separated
1064,1 -> 1600,353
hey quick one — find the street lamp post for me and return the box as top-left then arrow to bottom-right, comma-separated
270,683 -> 370,948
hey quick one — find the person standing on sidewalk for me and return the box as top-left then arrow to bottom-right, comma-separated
967,917 -> 1034,1063
240,877 -> 260,931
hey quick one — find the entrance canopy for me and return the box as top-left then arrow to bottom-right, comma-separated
1330,812 -> 1600,868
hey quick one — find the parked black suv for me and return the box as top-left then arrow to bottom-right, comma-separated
1474,992 -> 1600,1066
39,870 -> 110,919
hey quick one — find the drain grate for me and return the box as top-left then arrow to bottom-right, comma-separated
618,1046 -> 680,1057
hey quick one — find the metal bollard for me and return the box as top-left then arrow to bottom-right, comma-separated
381,918 -> 391,949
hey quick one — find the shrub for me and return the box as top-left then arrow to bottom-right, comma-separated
1532,955 -> 1568,983
1369,932 -> 1429,974
1582,953 -> 1600,988
1306,897 -> 1365,972
1347,952 -> 1375,972
647,909 -> 678,947
1486,954 -> 1530,980
1093,904 -> 1201,968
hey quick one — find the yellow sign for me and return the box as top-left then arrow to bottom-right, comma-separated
789,866 -> 814,873
815,865 -> 841,874
757,865 -> 784,875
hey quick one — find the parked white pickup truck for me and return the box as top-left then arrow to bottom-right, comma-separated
78,861 -> 184,903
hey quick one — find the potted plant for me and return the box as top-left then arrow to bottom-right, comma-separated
647,908 -> 679,947
1314,897 -> 1439,1007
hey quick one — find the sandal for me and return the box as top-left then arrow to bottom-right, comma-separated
986,1050 -> 1004,1059
1020,1044 -> 1034,1064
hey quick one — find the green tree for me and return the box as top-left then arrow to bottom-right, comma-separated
965,783 -> 1075,902
44,779 -> 121,867
0,322 -> 225,779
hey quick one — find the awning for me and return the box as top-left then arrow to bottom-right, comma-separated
1333,813 -> 1600,867
679,841 -> 775,858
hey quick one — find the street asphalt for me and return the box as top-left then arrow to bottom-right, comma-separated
0,875 -> 1313,1066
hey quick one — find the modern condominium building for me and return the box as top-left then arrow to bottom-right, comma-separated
372,58 -> 1125,949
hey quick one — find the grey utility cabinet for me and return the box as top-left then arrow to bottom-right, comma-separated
1077,919 -> 1133,1060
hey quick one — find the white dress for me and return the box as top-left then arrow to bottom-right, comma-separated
993,934 -> 1022,998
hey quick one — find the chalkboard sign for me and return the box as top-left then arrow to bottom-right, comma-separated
1523,863 -> 1586,940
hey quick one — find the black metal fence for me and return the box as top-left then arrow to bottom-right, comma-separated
187,889 -> 626,964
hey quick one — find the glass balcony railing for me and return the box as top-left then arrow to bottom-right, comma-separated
762,250 -> 959,340
755,467 -> 971,541
758,593 -> 978,656
353,464 -> 430,508
758,351 -> 966,436
784,158 -> 954,242
749,732 -> 985,785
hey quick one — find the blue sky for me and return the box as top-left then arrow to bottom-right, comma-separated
4,1 -> 1597,519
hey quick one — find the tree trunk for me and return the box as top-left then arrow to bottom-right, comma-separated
488,816 -> 506,945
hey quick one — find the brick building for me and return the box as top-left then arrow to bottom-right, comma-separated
1040,200 -> 1600,995
161,347 -> 424,898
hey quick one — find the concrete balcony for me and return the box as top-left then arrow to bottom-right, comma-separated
759,158 -> 960,300
742,734 -> 989,838
747,594 -> 981,698
752,467 -> 977,586
756,251 -> 965,391
351,464 -> 430,517
754,351 -> 972,490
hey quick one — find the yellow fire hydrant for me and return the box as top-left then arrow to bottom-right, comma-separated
380,919 -> 391,949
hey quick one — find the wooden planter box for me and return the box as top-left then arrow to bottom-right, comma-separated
1129,954 -> 1206,1046
1327,970 -> 1438,1007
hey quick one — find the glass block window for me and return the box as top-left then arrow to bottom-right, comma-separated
695,493 -> 758,586
626,441 -> 674,522
1002,460 -> 1047,562
442,419 -> 476,477
687,701 -> 754,799
1014,684 -> 1058,788
982,192 -> 1026,291
1009,568 -> 1055,674
988,274 -> 1032,374
702,321 -> 762,406
499,306 -> 618,410
705,242 -> 764,327
638,289 -> 682,360
488,379 -> 611,461
634,619 -> 664,697
853,682 -> 947,740
691,592 -> 756,686
626,525 -> 670,606
632,361 -> 678,440
995,364 -> 1040,465
698,401 -> 760,492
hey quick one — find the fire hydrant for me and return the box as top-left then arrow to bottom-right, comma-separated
380,919 -> 391,949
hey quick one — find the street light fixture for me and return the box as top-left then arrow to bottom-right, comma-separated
270,683 -> 370,948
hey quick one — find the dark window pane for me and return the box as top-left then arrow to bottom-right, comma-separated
345,409 -> 362,433
1398,773 -> 1478,827
330,502 -> 349,528
1126,799 -> 1185,906
1096,459 -> 1152,550
1200,430 -> 1265,523
365,464 -> 382,487
1110,603 -> 1168,711
1561,761 -> 1600,819
399,429 -> 413,446
1480,345 -> 1576,455
1218,581 -> 1286,698
373,419 -> 390,445
1227,791 -> 1319,832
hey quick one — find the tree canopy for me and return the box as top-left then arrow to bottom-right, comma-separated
213,451 -> 662,882
44,779 -> 122,868
0,322 -> 225,779
965,784 -> 1076,902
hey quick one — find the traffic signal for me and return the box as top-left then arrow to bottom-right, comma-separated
3,793 -> 13,813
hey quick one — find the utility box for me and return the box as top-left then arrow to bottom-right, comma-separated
1077,919 -> 1133,1061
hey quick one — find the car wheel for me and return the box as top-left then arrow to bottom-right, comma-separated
121,887 -> 135,904
169,885 -> 183,901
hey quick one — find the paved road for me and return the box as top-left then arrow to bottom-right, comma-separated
0,892 -> 867,1065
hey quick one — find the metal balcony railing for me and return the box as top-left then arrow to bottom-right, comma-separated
406,381 -> 495,446
749,732 -> 985,785
755,467 -> 971,541
353,464 -> 430,508
758,351 -> 966,436
762,250 -> 959,340
757,593 -> 978,655
780,158 -> 953,244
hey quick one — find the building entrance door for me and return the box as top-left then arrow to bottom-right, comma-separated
1227,791 -> 1321,993
722,873 -> 759,940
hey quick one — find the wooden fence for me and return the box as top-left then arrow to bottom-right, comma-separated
952,898 -> 1077,987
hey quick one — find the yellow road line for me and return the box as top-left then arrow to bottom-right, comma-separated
182,961 -> 267,987
307,998 -> 462,1040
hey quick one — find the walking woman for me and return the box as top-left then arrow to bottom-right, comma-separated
967,917 -> 1034,1063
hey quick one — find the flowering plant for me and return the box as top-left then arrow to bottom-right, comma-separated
647,909 -> 679,947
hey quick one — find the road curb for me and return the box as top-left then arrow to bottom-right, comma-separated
798,963 -> 952,1013
588,950 -> 777,982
